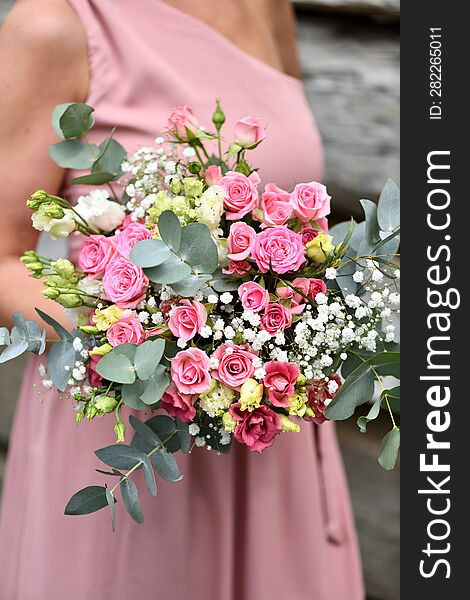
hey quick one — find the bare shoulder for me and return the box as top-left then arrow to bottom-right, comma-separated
1,0 -> 88,99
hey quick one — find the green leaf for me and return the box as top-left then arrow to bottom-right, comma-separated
378,426 -> 400,470
158,211 -> 182,251
48,339 -> 77,391
65,485 -> 108,516
0,339 -> 28,363
129,415 -> 162,448
341,354 -> 362,379
171,274 -> 211,297
122,381 -> 153,410
210,276 -> 240,293
0,327 -> 9,346
49,140 -> 97,170
382,386 -> 400,414
95,444 -> 146,470
134,339 -> 165,380
24,320 -> 47,354
179,222 -> 218,274
35,308 -> 72,340
324,361 -> 375,420
141,456 -> 157,496
151,448 -> 182,482
105,488 -> 116,532
130,239 -> 172,268
357,396 -> 382,433
96,351 -> 136,384
377,179 -> 400,234
360,199 -> 381,245
58,103 -> 95,139
71,172 -> 116,185
111,343 -> 138,362
93,138 -> 126,177
140,365 -> 169,404
176,420 -> 191,453
132,415 -> 180,454
371,352 -> 400,378
51,103 -> 74,139
120,479 -> 143,524
144,258 -> 192,285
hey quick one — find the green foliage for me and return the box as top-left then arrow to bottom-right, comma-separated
49,140 -> 97,170
0,312 -> 47,363
378,427 -> 401,470
120,479 -> 143,524
52,103 -> 95,140
64,485 -> 109,516
130,211 -> 219,296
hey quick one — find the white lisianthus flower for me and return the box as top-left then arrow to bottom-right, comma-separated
194,185 -> 225,230
75,190 -> 126,232
32,207 -> 76,240
77,276 -> 103,297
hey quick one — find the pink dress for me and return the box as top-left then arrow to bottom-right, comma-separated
0,1 -> 364,598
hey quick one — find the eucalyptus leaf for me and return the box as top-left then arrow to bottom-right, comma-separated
130,239 -> 172,268
134,415 -> 180,453
51,103 -> 74,139
357,396 -> 382,433
0,327 -> 10,346
176,420 -> 191,453
48,339 -> 77,391
25,321 -> 47,354
59,103 -> 95,139
324,361 -> 375,420
158,210 -> 182,251
171,274 -> 211,297
93,138 -> 126,177
129,415 -> 162,448
105,488 -> 116,531
134,339 -> 165,380
151,448 -> 182,482
111,343 -> 138,362
71,172 -> 116,185
360,199 -> 381,245
382,386 -> 400,414
120,478 -> 143,524
141,456 -> 158,496
179,222 -> 219,274
144,259 -> 192,284
0,339 -> 28,363
371,352 -> 400,378
377,179 -> 400,234
378,427 -> 400,470
96,351 -> 136,384
122,380 -> 152,410
49,140 -> 97,170
65,485 -> 108,516
35,308 -> 72,340
95,444 -> 146,470
139,365 -> 169,404
210,275 -> 240,293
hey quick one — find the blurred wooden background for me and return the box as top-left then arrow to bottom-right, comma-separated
0,1 -> 399,599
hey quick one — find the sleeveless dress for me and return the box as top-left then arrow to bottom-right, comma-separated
0,1 -> 364,598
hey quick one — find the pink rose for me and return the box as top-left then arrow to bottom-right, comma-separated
205,165 -> 222,186
78,235 -> 117,279
252,226 -> 305,274
161,383 -> 196,423
275,284 -> 305,315
299,225 -> 319,246
227,222 -> 257,261
292,277 -> 327,303
168,299 -> 207,343
234,116 -> 266,148
263,361 -> 300,407
220,171 -> 260,220
290,182 -> 331,223
171,348 -> 211,395
260,303 -> 292,336
317,217 -> 329,233
222,259 -> 252,277
229,402 -> 282,453
115,222 -> 153,258
212,343 -> 256,390
305,374 -> 342,425
165,105 -> 199,140
88,354 -> 103,388
260,183 -> 292,227
107,311 -> 145,347
238,281 -> 269,313
102,257 -> 148,309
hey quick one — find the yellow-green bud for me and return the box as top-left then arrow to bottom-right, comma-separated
306,233 -> 334,264
42,288 -> 60,300
52,258 -> 75,279
280,414 -> 301,433
114,421 -> 126,443
26,262 -> 44,272
89,343 -> 112,356
94,395 -> 119,416
182,177 -> 203,199
56,293 -> 83,308
87,404 -> 98,420
188,161 -> 202,174
76,410 -> 85,425
79,325 -> 101,334
222,411 -> 236,433
26,190 -> 50,209
239,378 -> 263,412
42,203 -> 65,219
212,101 -> 226,130
169,178 -> 182,195
296,374 -> 307,386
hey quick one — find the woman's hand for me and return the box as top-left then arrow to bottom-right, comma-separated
0,0 -> 89,330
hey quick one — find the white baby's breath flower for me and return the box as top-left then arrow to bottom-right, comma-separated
200,325 -> 213,338
72,337 -> 83,352
207,294 -> 219,304
220,292 -> 233,304
188,423 -> 200,436
352,271 -> 364,283
325,268 -> 337,280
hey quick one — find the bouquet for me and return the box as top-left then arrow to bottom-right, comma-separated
0,102 -> 400,528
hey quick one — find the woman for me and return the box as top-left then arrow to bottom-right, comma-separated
0,1 -> 364,598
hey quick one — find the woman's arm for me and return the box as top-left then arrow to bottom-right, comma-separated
0,0 -> 88,329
